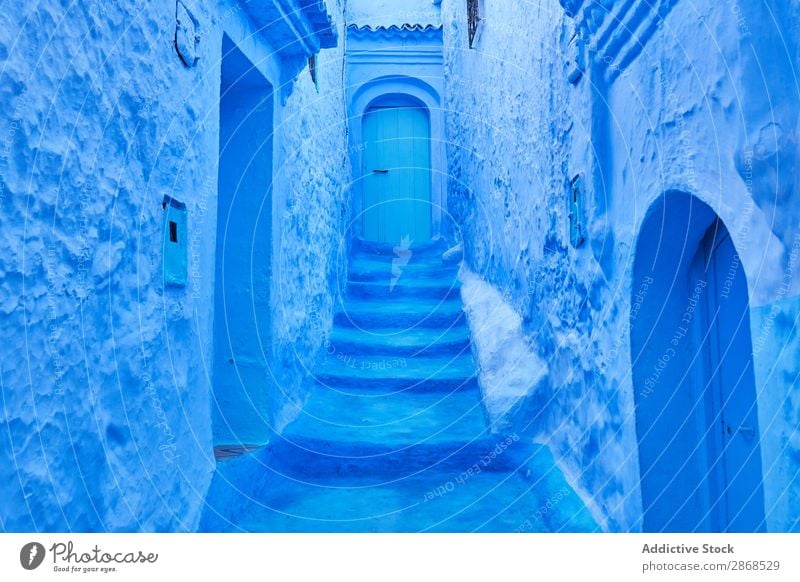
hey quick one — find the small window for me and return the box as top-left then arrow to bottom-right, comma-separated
162,195 -> 188,287
308,54 -> 318,88
467,0 -> 481,48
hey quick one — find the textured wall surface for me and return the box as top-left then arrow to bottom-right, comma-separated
441,0 -> 800,531
269,1 -> 351,433
3,0 -> 798,534
0,0 -> 220,532
594,0 -> 800,533
0,0 -> 348,531
441,0 -> 637,530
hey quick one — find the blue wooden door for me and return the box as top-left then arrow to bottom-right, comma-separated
362,105 -> 432,243
701,227 -> 765,531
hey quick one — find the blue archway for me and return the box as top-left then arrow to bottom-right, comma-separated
631,191 -> 766,532
349,75 -> 446,240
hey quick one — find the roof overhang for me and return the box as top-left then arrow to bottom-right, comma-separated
238,0 -> 338,101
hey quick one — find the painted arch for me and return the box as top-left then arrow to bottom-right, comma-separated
349,75 -> 446,241
630,191 -> 766,532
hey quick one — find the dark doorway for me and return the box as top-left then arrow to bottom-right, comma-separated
213,35 -> 274,446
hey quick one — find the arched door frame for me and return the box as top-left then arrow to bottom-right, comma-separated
350,76 -> 445,241
629,190 -> 766,532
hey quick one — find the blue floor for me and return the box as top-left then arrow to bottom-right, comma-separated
200,240 -> 597,532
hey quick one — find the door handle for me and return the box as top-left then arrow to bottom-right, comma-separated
738,424 -> 755,436
373,169 -> 389,174
727,424 -> 756,438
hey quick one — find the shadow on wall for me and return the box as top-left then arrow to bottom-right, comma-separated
213,34 -> 275,446
631,191 -> 765,532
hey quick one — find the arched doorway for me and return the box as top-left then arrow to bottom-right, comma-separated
360,95 -> 432,243
631,192 -> 765,532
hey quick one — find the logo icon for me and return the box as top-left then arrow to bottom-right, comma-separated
20,542 -> 46,570
390,235 -> 414,291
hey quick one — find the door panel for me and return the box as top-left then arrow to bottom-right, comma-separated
362,109 -> 380,240
396,108 -> 415,243
702,228 -> 766,531
362,105 -> 431,243
412,110 -> 432,241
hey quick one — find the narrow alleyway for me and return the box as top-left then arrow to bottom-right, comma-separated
3,0 -> 798,538
201,240 -> 596,532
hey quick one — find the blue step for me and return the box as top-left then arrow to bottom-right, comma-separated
296,384 -> 487,434
328,326 -> 472,357
267,435 -> 518,483
347,252 -> 461,283
200,444 -> 599,533
348,265 -> 460,284
347,279 -> 461,300
351,236 -> 450,259
200,237 -> 597,533
315,353 -> 478,393
334,298 -> 465,329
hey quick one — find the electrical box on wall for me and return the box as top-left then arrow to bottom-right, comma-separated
162,195 -> 188,287
568,174 -> 585,248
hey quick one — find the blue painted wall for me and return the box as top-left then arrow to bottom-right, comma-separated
347,0 -> 441,28
0,0 -> 348,531
2,0 -> 798,533
441,0 -> 800,531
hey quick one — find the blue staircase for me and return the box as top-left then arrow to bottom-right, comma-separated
200,240 -> 597,532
